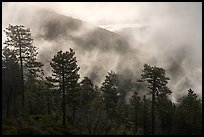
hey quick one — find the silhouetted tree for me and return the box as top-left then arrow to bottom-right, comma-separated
80,77 -> 97,105
50,49 -> 80,127
2,47 -> 21,117
101,71 -> 119,119
175,89 -> 202,135
129,91 -> 141,134
3,24 -> 43,111
142,95 -> 148,135
43,77 -> 57,115
138,64 -> 171,135
2,24 -> 202,135
156,94 -> 175,134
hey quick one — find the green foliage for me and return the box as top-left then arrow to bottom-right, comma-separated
49,49 -> 81,127
2,47 -> 21,116
17,127 -> 43,135
156,95 -> 175,134
2,124 -> 18,135
129,91 -> 141,134
50,49 -> 80,105
3,24 -> 43,113
3,24 -> 44,80
139,64 -> 172,134
175,89 -> 202,135
101,71 -> 119,116
139,64 -> 171,95
80,77 -> 97,105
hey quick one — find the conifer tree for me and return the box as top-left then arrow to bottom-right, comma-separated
80,77 -> 97,105
2,47 -> 21,116
138,64 -> 171,135
129,91 -> 141,134
50,49 -> 80,127
101,71 -> 119,119
3,24 -> 43,111
176,89 -> 202,135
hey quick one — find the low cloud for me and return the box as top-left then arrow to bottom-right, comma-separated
2,2 -> 202,102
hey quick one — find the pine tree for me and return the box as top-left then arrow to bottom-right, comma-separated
156,94 -> 175,134
43,77 -> 57,115
101,71 -> 119,119
80,77 -> 97,105
129,91 -> 141,134
3,24 -> 43,111
142,95 -> 148,135
50,49 -> 80,127
138,64 -> 171,135
2,47 -> 21,117
176,89 -> 202,135
81,77 -> 97,104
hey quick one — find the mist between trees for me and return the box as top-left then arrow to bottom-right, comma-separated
2,24 -> 202,135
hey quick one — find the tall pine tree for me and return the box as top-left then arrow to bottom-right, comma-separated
129,91 -> 141,134
101,71 -> 119,120
138,64 -> 171,135
3,24 -> 43,112
50,49 -> 80,127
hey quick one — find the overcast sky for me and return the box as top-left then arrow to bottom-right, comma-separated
2,2 -> 202,101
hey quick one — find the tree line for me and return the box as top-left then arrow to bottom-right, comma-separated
2,24 -> 202,135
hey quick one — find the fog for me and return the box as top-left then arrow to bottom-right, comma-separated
2,2 -> 202,102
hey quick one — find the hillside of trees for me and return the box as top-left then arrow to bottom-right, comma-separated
2,25 -> 202,135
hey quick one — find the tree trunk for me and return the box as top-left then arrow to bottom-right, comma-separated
62,64 -> 66,127
72,105 -> 76,126
17,27 -> 25,112
143,99 -> 147,135
6,92 -> 11,117
93,107 -> 102,134
151,77 -> 156,135
161,118 -> 165,134
47,92 -> 51,115
135,106 -> 138,134
20,43 -> 25,111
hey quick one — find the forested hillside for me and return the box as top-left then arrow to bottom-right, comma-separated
2,24 -> 202,135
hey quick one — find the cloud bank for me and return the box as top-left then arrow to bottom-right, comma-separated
2,2 -> 202,102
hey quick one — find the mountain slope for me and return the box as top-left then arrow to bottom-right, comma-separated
12,8 -> 130,53
3,6 -> 138,87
